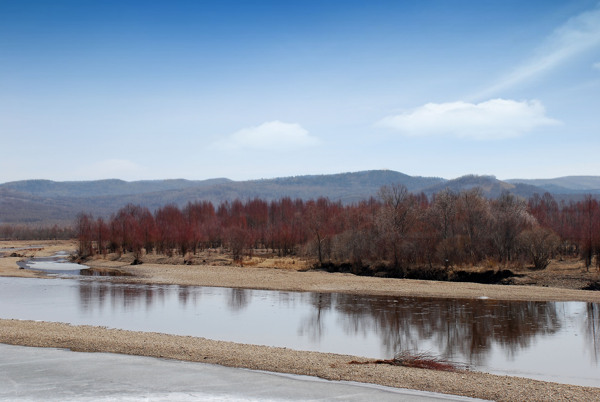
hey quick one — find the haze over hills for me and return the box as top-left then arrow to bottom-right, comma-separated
1,170 -> 599,225
506,176 -> 600,195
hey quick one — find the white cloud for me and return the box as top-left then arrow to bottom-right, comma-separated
477,5 -> 600,98
214,120 -> 319,151
377,99 -> 560,140
594,61 -> 600,70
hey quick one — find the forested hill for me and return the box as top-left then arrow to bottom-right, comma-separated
0,178 -> 232,198
1,170 -> 598,225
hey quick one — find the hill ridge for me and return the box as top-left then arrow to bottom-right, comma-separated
1,170 -> 599,225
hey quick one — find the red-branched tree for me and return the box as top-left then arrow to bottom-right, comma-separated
75,213 -> 94,258
74,189 -> 600,273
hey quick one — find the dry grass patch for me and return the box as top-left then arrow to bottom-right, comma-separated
512,258 -> 600,289
254,256 -> 311,271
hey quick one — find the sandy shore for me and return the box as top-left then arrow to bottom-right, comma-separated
1,240 -> 600,400
100,261 -> 600,303
5,256 -> 600,302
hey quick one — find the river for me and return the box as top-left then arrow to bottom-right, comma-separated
0,275 -> 598,387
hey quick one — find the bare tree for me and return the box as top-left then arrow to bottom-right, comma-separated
377,184 -> 416,271
75,213 -> 94,258
518,226 -> 560,270
306,198 -> 337,265
490,192 -> 535,264
430,189 -> 459,268
579,196 -> 600,271
456,188 -> 491,264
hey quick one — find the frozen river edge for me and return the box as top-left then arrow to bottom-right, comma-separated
0,319 -> 597,401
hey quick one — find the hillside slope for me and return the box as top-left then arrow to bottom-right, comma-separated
507,176 -> 600,194
2,170 -> 598,225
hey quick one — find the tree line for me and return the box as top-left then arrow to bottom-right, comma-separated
75,185 -> 600,273
0,224 -> 74,241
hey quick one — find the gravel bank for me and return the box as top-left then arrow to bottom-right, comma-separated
1,319 -> 597,402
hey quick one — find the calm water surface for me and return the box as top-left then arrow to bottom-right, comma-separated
0,276 -> 598,387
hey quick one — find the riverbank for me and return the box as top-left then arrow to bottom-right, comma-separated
0,240 -> 69,279
2,240 -> 600,302
3,240 -> 600,302
1,240 -> 600,400
92,259 -> 600,302
1,319 -> 597,401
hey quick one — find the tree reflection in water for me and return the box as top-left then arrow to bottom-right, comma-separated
585,303 -> 600,364
303,294 -> 562,366
77,281 -> 599,369
79,282 -> 218,314
79,282 -> 183,312
228,288 -> 249,311
298,293 -> 333,341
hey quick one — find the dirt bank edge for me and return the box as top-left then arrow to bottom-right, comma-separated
88,261 -> 600,303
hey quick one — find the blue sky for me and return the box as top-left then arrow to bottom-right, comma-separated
1,0 -> 599,183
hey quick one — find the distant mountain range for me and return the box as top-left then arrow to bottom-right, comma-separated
1,170 -> 599,225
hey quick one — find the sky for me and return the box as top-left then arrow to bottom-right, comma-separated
1,0 -> 599,183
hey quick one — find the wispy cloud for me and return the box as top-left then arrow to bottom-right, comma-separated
214,121 -> 319,151
377,99 -> 559,140
594,61 -> 600,70
475,5 -> 600,99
